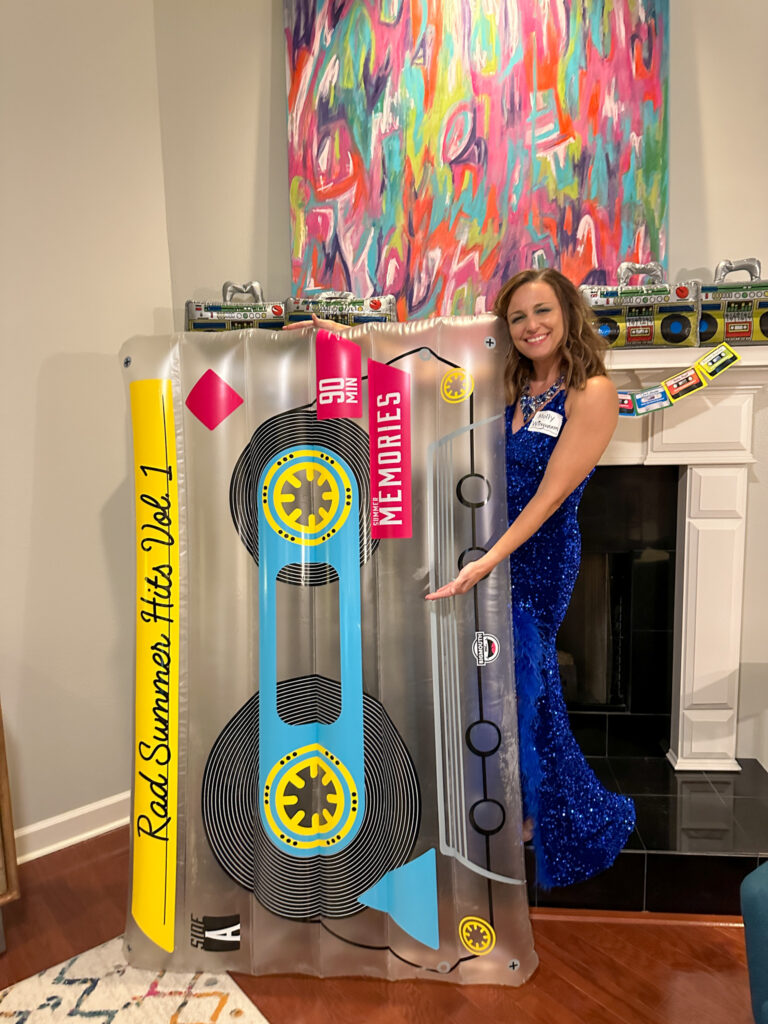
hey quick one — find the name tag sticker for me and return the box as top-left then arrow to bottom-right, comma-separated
528,410 -> 563,437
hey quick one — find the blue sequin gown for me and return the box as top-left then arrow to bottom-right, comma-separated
505,388 -> 636,889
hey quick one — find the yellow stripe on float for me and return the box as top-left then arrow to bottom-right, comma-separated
129,379 -> 179,952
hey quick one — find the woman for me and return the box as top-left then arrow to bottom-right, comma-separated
285,269 -> 636,888
425,268 -> 635,888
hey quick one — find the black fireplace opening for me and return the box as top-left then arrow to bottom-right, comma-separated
559,465 -> 680,757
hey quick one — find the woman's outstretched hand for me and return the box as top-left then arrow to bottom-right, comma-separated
281,313 -> 348,333
425,557 -> 492,601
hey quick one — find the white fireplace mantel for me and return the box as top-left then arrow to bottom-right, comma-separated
602,346 -> 768,772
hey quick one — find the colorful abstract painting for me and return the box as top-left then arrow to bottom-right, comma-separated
284,0 -> 669,318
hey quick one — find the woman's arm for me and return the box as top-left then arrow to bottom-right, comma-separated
425,375 -> 618,600
281,313 -> 349,332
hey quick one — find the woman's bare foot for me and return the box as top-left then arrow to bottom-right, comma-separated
522,817 -> 534,843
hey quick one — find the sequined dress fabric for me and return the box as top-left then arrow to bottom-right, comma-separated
505,389 -> 636,889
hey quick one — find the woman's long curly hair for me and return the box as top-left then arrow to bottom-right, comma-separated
492,268 -> 607,404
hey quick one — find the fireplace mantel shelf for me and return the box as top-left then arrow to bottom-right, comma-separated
606,344 -> 768,374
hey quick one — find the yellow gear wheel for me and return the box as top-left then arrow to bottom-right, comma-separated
440,368 -> 474,404
261,449 -> 352,545
263,744 -> 359,849
458,915 -> 496,955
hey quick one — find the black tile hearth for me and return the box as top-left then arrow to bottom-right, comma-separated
631,795 -> 675,851
585,756 -> 617,789
731,797 -> 768,856
609,756 -> 713,797
632,793 -> 744,853
535,848 -> 646,912
542,756 -> 768,913
709,759 -> 768,800
624,828 -> 644,851
645,853 -> 756,915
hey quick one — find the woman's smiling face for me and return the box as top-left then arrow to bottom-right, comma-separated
506,281 -> 566,363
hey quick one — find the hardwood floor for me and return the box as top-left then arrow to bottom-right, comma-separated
0,827 -> 754,1023
0,826 -> 128,990
234,914 -> 753,1024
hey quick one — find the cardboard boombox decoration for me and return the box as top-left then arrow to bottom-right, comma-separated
580,262 -> 700,349
581,259 -> 768,349
700,258 -> 768,345
185,282 -> 397,332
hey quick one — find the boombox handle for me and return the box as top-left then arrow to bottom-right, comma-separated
617,261 -> 665,287
714,258 -> 762,283
222,281 -> 264,302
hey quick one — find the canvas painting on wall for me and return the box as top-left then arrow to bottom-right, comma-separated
284,0 -> 669,317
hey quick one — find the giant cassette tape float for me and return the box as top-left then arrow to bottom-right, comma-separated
581,262 -> 700,348
186,282 -> 397,332
700,258 -> 768,345
120,319 -> 538,983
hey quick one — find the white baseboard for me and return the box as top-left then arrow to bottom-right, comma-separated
15,792 -> 130,864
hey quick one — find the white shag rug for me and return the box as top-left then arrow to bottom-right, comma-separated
0,937 -> 270,1022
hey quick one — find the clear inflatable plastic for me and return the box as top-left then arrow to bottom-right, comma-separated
120,317 -> 537,984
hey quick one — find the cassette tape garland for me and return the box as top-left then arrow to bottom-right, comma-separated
700,258 -> 768,345
580,262 -> 700,349
616,342 -> 741,417
186,283 -> 396,332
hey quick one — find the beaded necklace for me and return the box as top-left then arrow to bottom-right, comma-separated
519,374 -> 565,424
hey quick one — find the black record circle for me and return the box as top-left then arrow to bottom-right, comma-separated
760,311 -> 768,339
230,408 -> 377,586
699,312 -> 718,343
201,675 -> 421,919
469,798 -> 506,836
456,473 -> 491,509
597,317 -> 620,344
458,546 -> 488,571
466,719 -> 502,757
660,313 -> 691,344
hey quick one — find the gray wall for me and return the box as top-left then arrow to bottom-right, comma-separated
0,0 -> 173,830
1,0 -> 766,842
153,0 -> 291,318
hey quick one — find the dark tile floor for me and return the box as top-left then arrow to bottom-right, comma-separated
527,755 -> 768,914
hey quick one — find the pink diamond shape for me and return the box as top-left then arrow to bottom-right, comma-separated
186,369 -> 243,430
